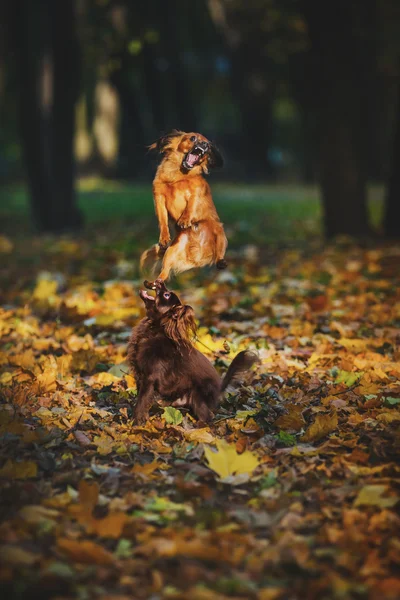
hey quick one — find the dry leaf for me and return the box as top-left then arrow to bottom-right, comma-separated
301,411 -> 338,443
57,538 -> 114,565
204,439 -> 260,479
353,485 -> 398,509
0,459 -> 38,479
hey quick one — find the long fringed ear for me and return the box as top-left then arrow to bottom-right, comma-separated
207,142 -> 224,169
162,305 -> 197,347
148,130 -> 184,154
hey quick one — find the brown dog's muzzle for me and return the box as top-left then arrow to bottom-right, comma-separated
143,278 -> 169,292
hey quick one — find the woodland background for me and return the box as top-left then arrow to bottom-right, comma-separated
0,2 -> 400,600
0,0 -> 400,237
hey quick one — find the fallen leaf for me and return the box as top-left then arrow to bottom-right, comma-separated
0,545 -> 38,566
301,411 -> 338,443
57,538 -> 114,565
162,406 -> 183,425
78,479 -> 99,510
0,459 -> 38,479
354,485 -> 398,509
204,439 -> 260,480
184,428 -> 215,444
274,404 -> 305,432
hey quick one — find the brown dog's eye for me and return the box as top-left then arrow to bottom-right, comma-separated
190,136 -> 196,142
163,292 -> 171,299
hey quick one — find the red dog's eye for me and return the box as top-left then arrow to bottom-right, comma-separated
163,292 -> 171,299
190,136 -> 196,142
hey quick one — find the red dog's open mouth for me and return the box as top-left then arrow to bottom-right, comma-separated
182,145 -> 206,170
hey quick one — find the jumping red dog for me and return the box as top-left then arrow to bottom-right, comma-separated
140,130 -> 228,286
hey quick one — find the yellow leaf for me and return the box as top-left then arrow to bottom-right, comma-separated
131,461 -> 166,478
57,538 -> 114,565
0,459 -> 37,479
33,370 -> 57,394
0,372 -> 13,386
354,485 -> 398,508
301,411 -> 338,443
185,428 -> 216,444
204,439 -> 260,479
93,434 -> 115,455
0,235 -> 13,253
88,372 -> 121,388
0,545 -> 38,566
194,328 -> 225,354
376,412 -> 400,425
19,505 -> 59,525
32,279 -> 59,301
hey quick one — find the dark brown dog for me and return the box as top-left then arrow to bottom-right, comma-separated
127,281 -> 258,424
140,130 -> 228,285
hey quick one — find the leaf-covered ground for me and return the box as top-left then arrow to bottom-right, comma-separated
0,190 -> 399,600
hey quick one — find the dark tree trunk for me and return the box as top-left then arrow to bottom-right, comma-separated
49,0 -> 82,230
109,58 -> 147,178
384,80 -> 400,238
13,0 -> 53,230
158,0 -> 197,131
302,0 -> 372,238
12,0 -> 82,232
230,47 -> 275,179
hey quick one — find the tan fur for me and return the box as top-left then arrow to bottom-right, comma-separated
141,131 -> 227,282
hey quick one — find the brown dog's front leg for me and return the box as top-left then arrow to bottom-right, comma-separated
134,384 -> 156,424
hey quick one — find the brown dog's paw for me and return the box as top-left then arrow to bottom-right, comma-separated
144,279 -> 156,290
134,411 -> 148,425
216,259 -> 228,270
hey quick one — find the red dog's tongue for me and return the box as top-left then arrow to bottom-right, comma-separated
186,153 -> 198,167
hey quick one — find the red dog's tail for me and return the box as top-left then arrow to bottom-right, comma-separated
140,244 -> 165,274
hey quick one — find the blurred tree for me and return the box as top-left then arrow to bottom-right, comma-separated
12,0 -> 82,232
208,0 -> 277,178
384,78 -> 400,237
300,0 -> 373,238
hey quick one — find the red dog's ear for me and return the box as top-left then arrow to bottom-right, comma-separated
207,142 -> 224,169
148,130 -> 184,154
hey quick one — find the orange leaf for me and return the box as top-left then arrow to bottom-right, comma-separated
57,538 -> 114,565
275,404 -> 306,432
78,480 -> 99,510
301,411 -> 338,443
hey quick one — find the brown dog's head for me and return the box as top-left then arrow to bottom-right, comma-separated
149,130 -> 223,175
139,280 -> 196,347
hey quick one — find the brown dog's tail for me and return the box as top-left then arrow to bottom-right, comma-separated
221,350 -> 259,392
140,244 -> 164,274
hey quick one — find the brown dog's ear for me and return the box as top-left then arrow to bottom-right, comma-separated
162,304 -> 197,347
148,130 -> 183,154
207,142 -> 224,169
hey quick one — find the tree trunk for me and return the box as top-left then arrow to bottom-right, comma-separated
13,0 -> 82,232
13,0 -> 53,231
49,0 -> 82,230
302,0 -> 371,237
158,0 -> 197,132
384,79 -> 400,238
109,59 -> 147,178
230,47 -> 276,179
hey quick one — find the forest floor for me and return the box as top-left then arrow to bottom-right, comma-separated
0,183 -> 399,600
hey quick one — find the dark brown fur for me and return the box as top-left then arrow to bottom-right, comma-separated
128,281 -> 258,424
140,130 -> 228,285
